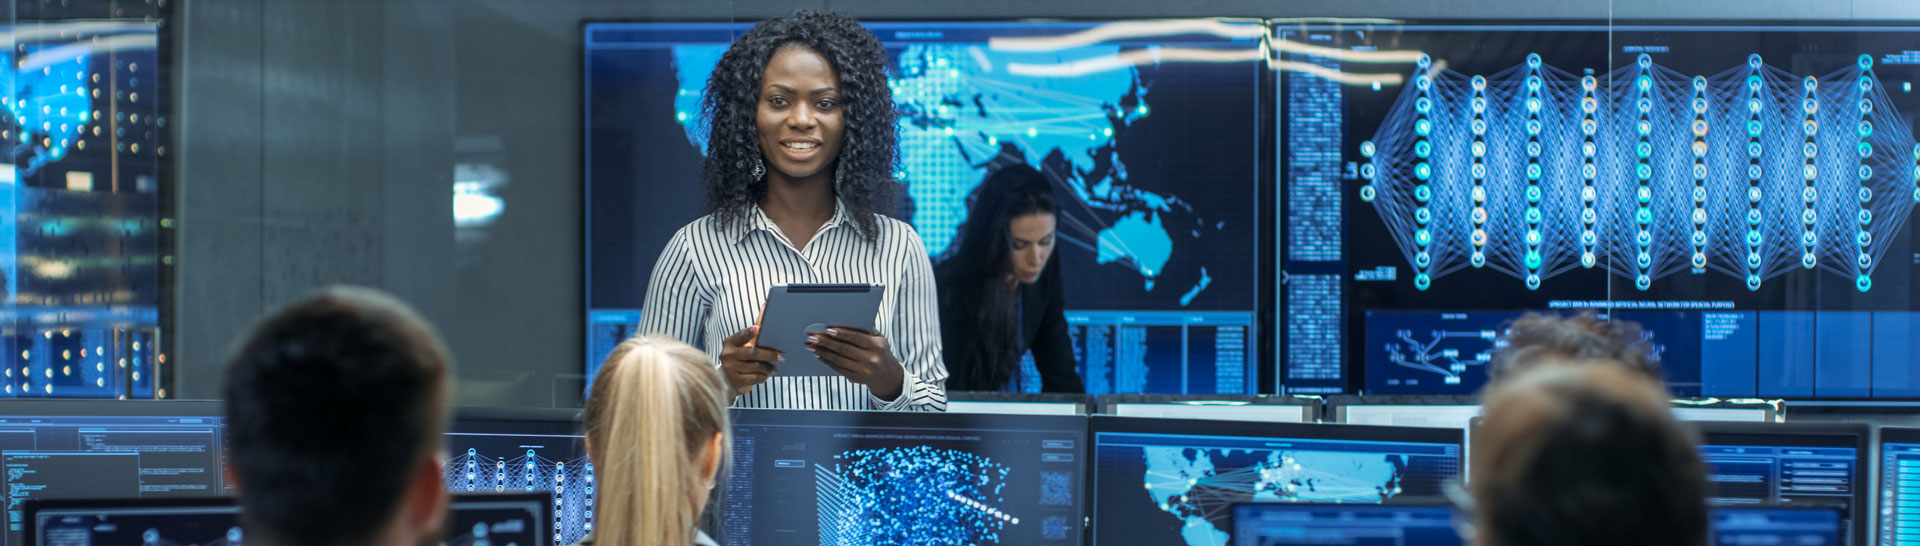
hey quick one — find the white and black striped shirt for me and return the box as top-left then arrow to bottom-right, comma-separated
638,200 -> 948,411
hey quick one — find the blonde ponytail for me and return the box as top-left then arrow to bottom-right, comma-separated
585,335 -> 732,546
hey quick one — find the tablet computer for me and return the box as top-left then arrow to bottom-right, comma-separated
753,283 -> 885,377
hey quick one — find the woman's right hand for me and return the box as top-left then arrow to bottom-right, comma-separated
719,326 -> 782,396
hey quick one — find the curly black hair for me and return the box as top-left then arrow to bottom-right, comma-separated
700,10 -> 898,241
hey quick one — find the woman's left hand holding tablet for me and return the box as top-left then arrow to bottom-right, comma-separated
809,328 -> 905,401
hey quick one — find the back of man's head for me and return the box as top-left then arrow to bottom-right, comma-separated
224,286 -> 452,546
1472,363 -> 1708,546
1488,312 -> 1663,385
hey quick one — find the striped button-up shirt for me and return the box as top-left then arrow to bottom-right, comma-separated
638,201 -> 948,411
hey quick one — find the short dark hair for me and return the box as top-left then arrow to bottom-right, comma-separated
1489,312 -> 1662,385
223,286 -> 451,545
1474,364 -> 1709,546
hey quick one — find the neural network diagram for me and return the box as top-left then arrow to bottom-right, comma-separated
815,446 -> 1026,545
444,448 -> 593,546
1359,52 -> 1920,293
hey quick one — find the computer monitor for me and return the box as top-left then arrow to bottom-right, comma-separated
1693,422 -> 1868,545
1276,21 -> 1920,398
722,409 -> 1087,545
583,20 -> 1265,395
442,408 -> 586,546
1230,502 -> 1461,546
1713,506 -> 1843,546
1090,416 -> 1462,545
1878,427 -> 1920,545
0,400 -> 227,546
22,493 -> 550,546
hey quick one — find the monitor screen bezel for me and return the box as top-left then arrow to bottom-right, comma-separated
1692,421 -> 1870,545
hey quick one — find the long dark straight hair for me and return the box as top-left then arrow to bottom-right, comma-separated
936,164 -> 1057,391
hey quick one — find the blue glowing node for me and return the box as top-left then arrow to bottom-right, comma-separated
1859,187 -> 1874,203
1859,120 -> 1874,137
1747,275 -> 1763,291
1858,232 -> 1873,247
1415,207 -> 1431,224
1747,252 -> 1764,268
1415,119 -> 1431,136
1418,53 -> 1432,67
1860,209 -> 1874,225
1637,164 -> 1653,180
1414,185 -> 1432,201
1360,185 -> 1376,202
1526,164 -> 1542,181
1414,140 -> 1432,158
1859,54 -> 1874,69
1747,231 -> 1764,246
1858,275 -> 1873,292
1416,251 -> 1431,267
1472,253 -> 1486,267
1415,229 -> 1431,246
1748,54 -> 1763,68
1582,252 -> 1596,268
1859,253 -> 1873,268
1415,273 -> 1431,290
1803,254 -> 1818,269
1636,275 -> 1651,290
1525,274 -> 1541,290
1527,53 -> 1543,68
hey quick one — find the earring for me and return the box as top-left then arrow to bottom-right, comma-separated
751,156 -> 766,180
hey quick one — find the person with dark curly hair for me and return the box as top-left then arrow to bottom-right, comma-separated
638,11 -> 947,411
936,163 -> 1084,393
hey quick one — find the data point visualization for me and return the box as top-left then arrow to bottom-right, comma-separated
1279,23 -> 1920,396
724,410 -> 1086,545
585,21 -> 1263,394
1090,416 -> 1460,546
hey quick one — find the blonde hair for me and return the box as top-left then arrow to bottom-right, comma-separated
584,335 -> 732,546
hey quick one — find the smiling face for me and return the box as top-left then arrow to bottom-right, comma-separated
1008,212 -> 1057,285
756,44 -> 846,183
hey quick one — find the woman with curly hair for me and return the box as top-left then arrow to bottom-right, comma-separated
936,163 -> 1084,393
639,11 -> 947,411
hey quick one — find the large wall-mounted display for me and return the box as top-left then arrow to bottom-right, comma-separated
0,7 -> 170,399
1278,22 -> 1920,397
585,21 -> 1264,395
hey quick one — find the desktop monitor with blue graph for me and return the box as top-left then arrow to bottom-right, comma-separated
721,409 -> 1087,546
584,20 -> 1264,395
1277,21 -> 1920,397
1089,415 -> 1462,546
441,408 -> 590,546
1877,427 -> 1920,545
0,400 -> 228,546
22,493 -> 550,546
1693,421 -> 1868,545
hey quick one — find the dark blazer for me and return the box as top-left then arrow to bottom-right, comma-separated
1016,255 -> 1085,393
